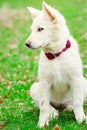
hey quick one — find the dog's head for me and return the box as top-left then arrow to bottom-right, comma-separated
25,2 -> 65,49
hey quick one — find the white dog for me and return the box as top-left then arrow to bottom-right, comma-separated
25,2 -> 87,127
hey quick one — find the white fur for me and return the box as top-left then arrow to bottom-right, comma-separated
26,2 -> 87,127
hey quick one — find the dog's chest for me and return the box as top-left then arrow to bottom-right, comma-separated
39,53 -> 71,101
40,52 -> 70,84
49,59 -> 70,101
51,58 -> 69,83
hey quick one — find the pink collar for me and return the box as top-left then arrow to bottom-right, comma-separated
45,40 -> 71,60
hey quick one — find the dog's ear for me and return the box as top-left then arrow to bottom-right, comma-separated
42,2 -> 56,23
27,7 -> 40,20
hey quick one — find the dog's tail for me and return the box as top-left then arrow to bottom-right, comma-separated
83,78 -> 87,99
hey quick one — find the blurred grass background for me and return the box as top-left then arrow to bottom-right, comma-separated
0,0 -> 87,130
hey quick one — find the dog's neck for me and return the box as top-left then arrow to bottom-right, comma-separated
43,29 -> 70,53
42,39 -> 71,60
43,39 -> 68,53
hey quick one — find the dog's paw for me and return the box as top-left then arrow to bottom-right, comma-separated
38,116 -> 49,128
76,113 -> 86,123
38,107 -> 58,128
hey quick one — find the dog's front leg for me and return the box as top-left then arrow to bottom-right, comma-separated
38,81 -> 58,127
70,77 -> 86,123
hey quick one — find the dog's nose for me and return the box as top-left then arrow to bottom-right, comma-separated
25,43 -> 31,48
25,40 -> 32,48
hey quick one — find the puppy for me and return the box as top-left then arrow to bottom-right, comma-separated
25,2 -> 87,127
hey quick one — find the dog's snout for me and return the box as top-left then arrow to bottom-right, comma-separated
25,40 -> 32,48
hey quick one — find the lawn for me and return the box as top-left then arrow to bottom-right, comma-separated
0,0 -> 87,130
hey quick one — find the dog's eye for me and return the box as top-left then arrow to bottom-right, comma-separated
38,27 -> 44,32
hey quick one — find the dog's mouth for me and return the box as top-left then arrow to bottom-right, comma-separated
32,43 -> 48,49
40,43 -> 47,48
25,42 -> 48,50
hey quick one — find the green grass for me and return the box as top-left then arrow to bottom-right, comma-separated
0,0 -> 87,129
